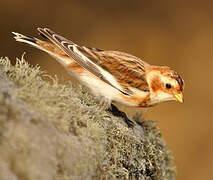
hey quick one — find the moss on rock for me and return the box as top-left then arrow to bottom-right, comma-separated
0,56 -> 176,180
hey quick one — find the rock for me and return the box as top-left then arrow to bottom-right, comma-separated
0,56 -> 175,180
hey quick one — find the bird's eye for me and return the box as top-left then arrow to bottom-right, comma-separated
166,83 -> 172,89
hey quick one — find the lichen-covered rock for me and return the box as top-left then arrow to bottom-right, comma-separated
0,56 -> 175,180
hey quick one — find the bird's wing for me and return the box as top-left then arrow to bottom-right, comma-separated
37,28 -> 149,94
87,50 -> 150,92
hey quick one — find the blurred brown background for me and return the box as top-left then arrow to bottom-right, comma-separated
1,0 -> 213,179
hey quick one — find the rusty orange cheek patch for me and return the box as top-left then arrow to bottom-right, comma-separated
151,76 -> 162,92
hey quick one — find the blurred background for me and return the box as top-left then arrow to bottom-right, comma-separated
1,0 -> 213,179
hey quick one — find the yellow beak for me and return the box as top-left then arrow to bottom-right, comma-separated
174,94 -> 184,103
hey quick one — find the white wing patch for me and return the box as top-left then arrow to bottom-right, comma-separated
72,45 -> 124,94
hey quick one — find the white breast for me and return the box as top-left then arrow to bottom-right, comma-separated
71,71 -> 150,107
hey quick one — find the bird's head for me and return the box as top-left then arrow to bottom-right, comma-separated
146,66 -> 184,105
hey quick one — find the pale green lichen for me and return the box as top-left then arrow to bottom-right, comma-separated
0,56 -> 176,180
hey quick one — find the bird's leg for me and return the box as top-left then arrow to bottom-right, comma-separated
108,104 -> 134,128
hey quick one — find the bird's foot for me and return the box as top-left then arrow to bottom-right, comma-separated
107,104 -> 134,128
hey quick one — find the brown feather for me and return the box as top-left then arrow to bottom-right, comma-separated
80,48 -> 150,92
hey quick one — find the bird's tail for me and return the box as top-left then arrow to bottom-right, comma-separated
12,32 -> 41,49
12,31 -> 74,67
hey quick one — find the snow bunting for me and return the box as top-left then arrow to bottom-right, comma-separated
12,28 -> 184,126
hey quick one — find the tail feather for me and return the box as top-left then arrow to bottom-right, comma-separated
12,31 -> 74,67
12,32 -> 40,48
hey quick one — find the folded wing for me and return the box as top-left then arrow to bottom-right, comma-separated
37,28 -> 149,95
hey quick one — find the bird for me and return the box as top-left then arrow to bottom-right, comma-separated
12,28 -> 184,127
